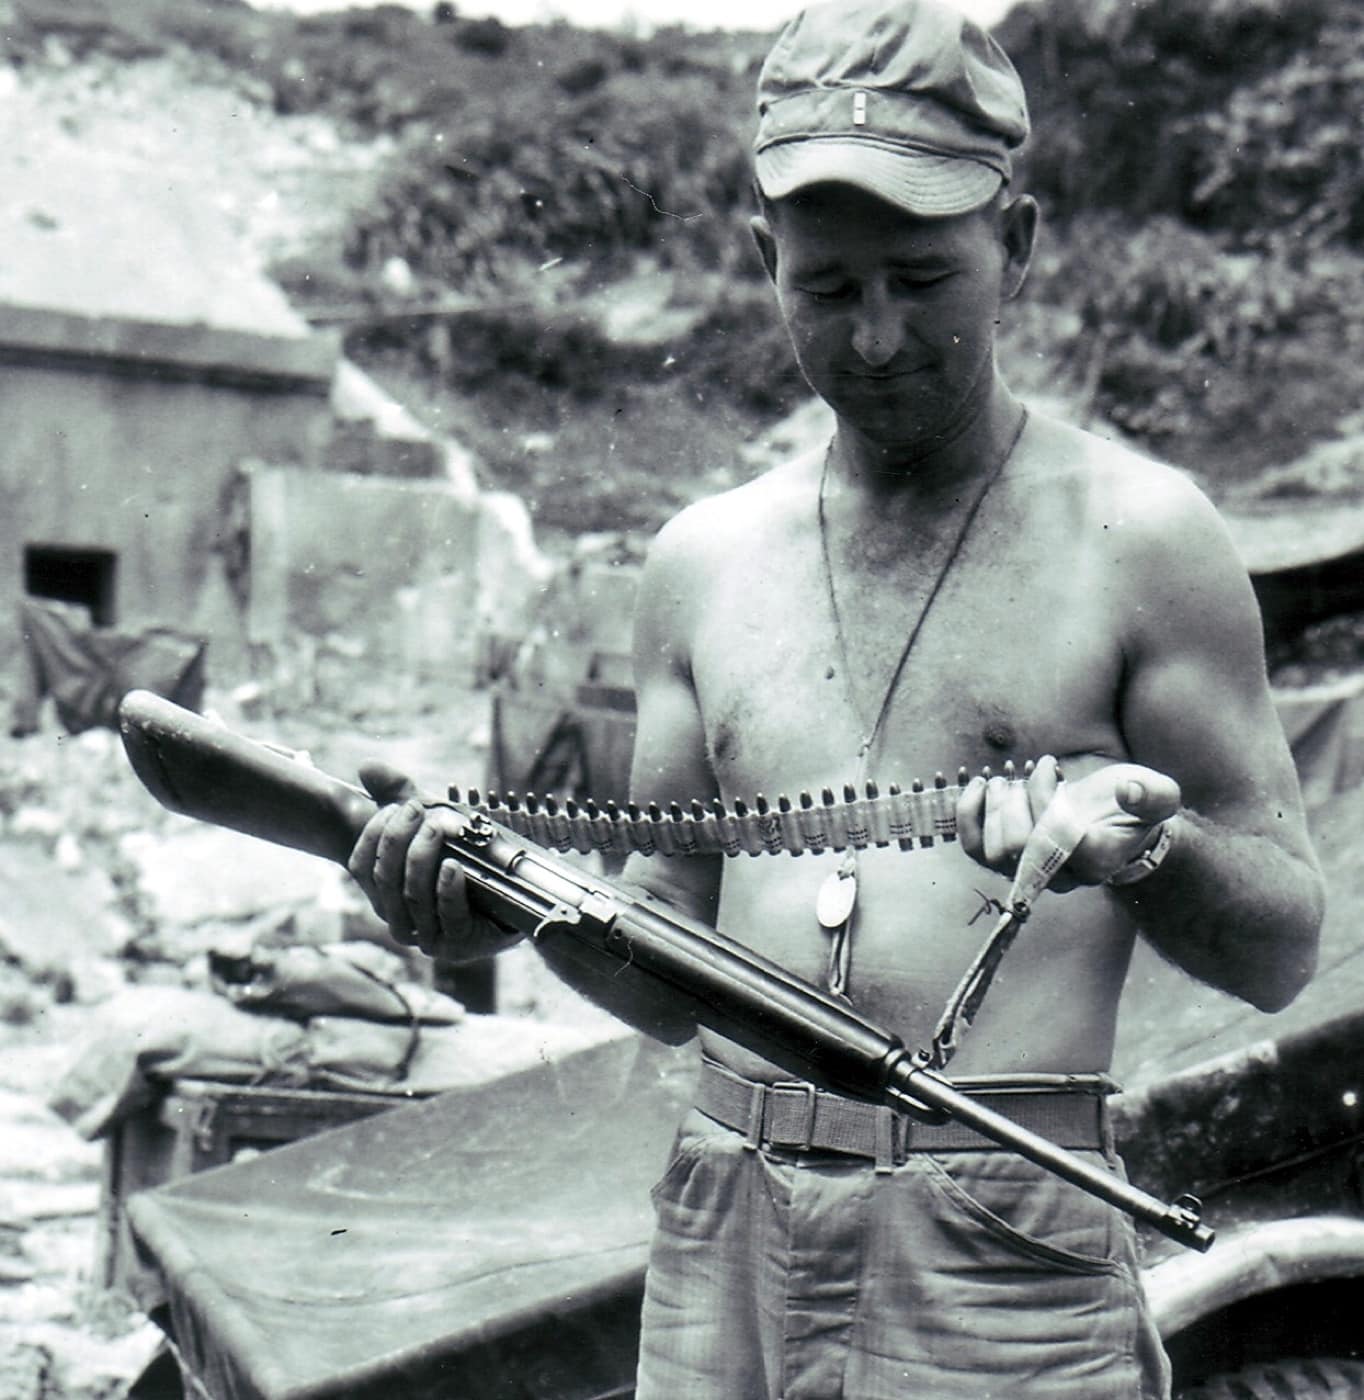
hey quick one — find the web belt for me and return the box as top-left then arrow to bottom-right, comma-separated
695,1058 -> 1114,1171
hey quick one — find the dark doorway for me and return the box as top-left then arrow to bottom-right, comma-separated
24,545 -> 117,626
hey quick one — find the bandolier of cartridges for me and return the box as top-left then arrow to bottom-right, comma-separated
445,764 -> 1030,858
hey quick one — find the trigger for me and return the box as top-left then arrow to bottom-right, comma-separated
532,902 -> 581,941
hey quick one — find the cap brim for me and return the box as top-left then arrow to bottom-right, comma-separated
756,138 -> 1002,218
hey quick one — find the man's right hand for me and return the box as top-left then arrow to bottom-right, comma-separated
347,760 -> 524,961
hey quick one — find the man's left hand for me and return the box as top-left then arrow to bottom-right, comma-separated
957,755 -> 1182,892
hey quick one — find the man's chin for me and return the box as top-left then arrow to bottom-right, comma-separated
827,397 -> 954,453
820,378 -> 987,455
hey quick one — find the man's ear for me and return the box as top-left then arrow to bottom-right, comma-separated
999,194 -> 1039,302
750,214 -> 779,285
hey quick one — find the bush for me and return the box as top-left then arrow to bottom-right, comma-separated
682,287 -> 805,418
1179,20 -> 1364,250
1028,214 -> 1348,449
1269,612 -> 1364,685
1007,0 -> 1345,232
451,15 -> 511,57
344,66 -> 756,292
437,307 -> 624,398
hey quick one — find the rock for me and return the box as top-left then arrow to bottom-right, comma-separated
2,1321 -> 163,1400
16,1214 -> 98,1293
0,1343 -> 50,1399
8,807 -> 64,842
475,490 -> 556,640
0,1084 -> 102,1181
0,1256 -> 36,1283
2,1182 -> 100,1224
440,435 -> 480,500
52,833 -> 83,872
67,958 -> 126,1008
119,824 -> 339,928
0,969 -> 47,1028
0,1279 -> 77,1326
0,846 -> 129,984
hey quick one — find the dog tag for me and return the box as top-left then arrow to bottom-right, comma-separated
817,854 -> 858,930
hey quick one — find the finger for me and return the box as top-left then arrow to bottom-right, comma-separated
956,775 -> 988,862
348,761 -> 423,913
1025,754 -> 1061,823
357,759 -> 418,807
982,772 -> 1033,868
435,859 -> 473,958
347,808 -> 390,905
403,816 -> 452,954
1115,769 -> 1182,825
373,798 -> 426,940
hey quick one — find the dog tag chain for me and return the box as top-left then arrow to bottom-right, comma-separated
814,411 -> 1029,999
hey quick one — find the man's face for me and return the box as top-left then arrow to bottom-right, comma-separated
754,183 -> 1033,452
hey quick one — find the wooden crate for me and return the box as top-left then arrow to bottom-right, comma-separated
99,1079 -> 420,1301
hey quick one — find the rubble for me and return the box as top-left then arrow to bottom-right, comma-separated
118,824 -> 342,932
0,847 -> 131,990
0,1000 -> 150,1400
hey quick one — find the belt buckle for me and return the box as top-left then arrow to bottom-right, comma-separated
767,1081 -> 818,1151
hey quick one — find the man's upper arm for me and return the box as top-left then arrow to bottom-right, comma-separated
1115,471 -> 1313,863
624,512 -> 724,924
529,513 -> 721,1045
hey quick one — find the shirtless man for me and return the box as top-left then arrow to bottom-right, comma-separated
351,2 -> 1324,1394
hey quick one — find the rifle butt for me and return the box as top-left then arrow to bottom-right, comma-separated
118,690 -> 376,866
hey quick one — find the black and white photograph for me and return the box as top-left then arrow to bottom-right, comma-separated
1,0 -> 1362,1395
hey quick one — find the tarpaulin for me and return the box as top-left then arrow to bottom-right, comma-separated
489,685 -> 635,810
12,596 -> 206,736
128,1032 -> 695,1400
1274,675 -> 1364,809
209,941 -> 466,1027
49,984 -> 614,1142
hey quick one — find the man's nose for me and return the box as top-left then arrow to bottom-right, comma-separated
850,291 -> 905,368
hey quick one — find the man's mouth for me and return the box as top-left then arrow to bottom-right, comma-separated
841,366 -> 928,381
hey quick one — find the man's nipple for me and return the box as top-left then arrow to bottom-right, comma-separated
983,719 -> 1018,753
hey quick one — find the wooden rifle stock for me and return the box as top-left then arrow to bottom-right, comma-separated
116,689 -> 1213,1252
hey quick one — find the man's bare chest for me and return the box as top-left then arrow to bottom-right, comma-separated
692,541 -> 1123,797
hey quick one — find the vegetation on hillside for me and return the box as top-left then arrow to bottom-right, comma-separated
6,0 -> 1363,527
1004,0 -> 1364,475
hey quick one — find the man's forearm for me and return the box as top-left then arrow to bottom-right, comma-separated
534,934 -> 699,1044
530,853 -> 711,1045
1112,809 -> 1324,1012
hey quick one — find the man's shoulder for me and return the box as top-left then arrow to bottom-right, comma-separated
1025,409 -> 1224,543
632,451 -> 820,662
1025,407 -> 1180,483
649,449 -> 821,564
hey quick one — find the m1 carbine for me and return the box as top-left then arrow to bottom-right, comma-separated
116,689 -> 1214,1253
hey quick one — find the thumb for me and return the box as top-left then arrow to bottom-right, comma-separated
356,758 -> 419,807
1115,769 -> 1181,824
